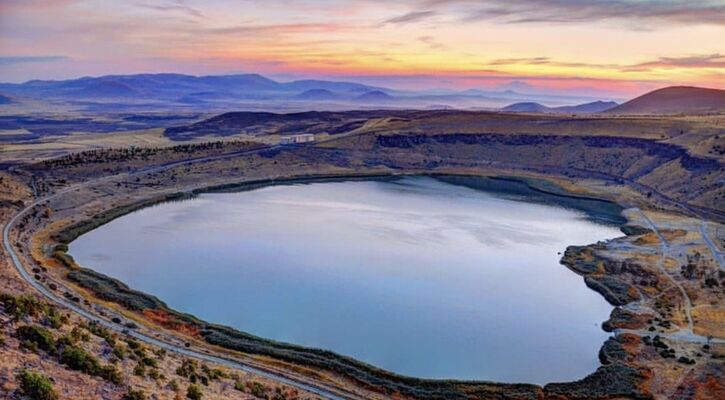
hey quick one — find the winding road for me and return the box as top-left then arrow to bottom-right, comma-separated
2,145 -> 358,400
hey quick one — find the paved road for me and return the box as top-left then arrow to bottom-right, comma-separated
2,146 -> 356,400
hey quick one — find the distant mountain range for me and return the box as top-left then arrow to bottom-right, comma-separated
501,100 -> 619,114
0,74 -> 721,115
604,86 -> 725,115
0,73 -> 384,101
0,73 -> 613,111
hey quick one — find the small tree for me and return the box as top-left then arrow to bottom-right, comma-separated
17,370 -> 58,400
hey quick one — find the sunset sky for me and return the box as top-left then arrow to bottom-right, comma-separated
1,0 -> 723,97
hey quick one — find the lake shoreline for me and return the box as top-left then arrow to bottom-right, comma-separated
45,171 -> 631,397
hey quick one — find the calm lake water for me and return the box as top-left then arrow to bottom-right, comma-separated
70,176 -> 622,384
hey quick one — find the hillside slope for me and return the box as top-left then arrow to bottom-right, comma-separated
606,86 -> 725,114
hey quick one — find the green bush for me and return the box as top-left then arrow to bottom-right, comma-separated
248,381 -> 269,398
60,345 -> 100,373
59,345 -> 123,384
17,370 -> 58,400
187,384 -> 203,400
176,359 -> 197,378
140,356 -> 157,368
99,365 -> 124,385
201,364 -> 225,380
57,327 -> 87,348
44,307 -> 63,329
1,293 -> 46,320
82,321 -> 115,346
16,325 -> 56,354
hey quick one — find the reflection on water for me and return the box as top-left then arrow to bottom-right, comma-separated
70,176 -> 622,384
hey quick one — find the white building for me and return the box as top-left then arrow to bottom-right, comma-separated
280,134 -> 315,145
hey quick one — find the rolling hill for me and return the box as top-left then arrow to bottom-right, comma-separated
606,86 -> 725,114
501,100 -> 618,114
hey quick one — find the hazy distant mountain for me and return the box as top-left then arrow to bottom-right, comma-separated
282,79 -> 382,93
0,94 -> 12,104
606,86 -> 725,115
0,73 -> 620,110
356,90 -> 394,102
0,73 -> 385,102
177,91 -> 241,104
501,102 -> 550,113
66,80 -> 140,98
293,89 -> 341,101
555,101 -> 618,113
501,100 -> 618,114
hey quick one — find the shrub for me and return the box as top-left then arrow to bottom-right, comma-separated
176,359 -> 197,378
59,345 -> 123,383
16,325 -> 56,354
1,293 -> 46,320
147,368 -> 161,380
17,370 -> 58,400
187,384 -> 203,400
124,389 -> 147,400
134,363 -> 146,377
99,365 -> 124,385
126,338 -> 142,350
201,364 -> 225,380
248,381 -> 268,398
154,348 -> 167,359
113,345 -> 127,360
60,345 -> 100,374
57,327 -> 87,347
140,356 -> 157,368
83,321 -> 115,346
72,326 -> 90,342
44,307 -> 63,329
